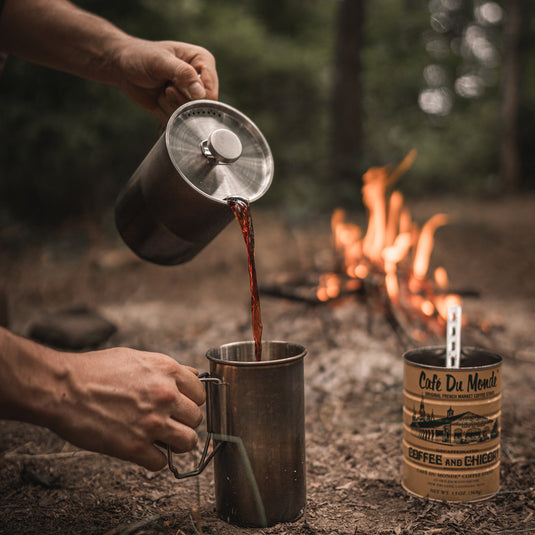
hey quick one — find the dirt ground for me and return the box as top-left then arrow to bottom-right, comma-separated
1,194 -> 534,535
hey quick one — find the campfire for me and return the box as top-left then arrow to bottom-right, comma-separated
316,149 -> 462,343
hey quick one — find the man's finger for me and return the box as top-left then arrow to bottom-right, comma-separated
161,419 -> 200,454
171,392 -> 204,428
134,443 -> 168,472
175,367 -> 206,406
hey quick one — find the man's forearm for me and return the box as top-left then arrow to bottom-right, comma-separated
0,0 -> 219,120
0,0 -> 130,86
0,326 -> 67,427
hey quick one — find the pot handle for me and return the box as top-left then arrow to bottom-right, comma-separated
167,374 -> 226,479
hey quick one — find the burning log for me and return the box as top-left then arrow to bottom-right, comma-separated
260,276 -> 477,305
260,275 -> 365,305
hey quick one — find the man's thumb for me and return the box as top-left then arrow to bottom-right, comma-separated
185,80 -> 206,100
173,62 -> 206,100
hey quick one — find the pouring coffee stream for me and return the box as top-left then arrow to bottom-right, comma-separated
227,197 -> 263,361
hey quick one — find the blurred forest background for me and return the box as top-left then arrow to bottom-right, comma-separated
1,0 -> 534,230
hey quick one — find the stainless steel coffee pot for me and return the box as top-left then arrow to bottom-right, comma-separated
115,100 -> 273,265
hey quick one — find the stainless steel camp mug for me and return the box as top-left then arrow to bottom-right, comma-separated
115,100 -> 273,265
167,341 -> 307,528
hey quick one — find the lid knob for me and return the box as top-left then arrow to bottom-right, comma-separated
201,128 -> 243,164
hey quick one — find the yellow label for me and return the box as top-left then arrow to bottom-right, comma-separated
402,352 -> 502,502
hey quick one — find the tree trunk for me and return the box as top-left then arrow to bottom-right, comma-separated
500,0 -> 523,191
330,0 -> 365,199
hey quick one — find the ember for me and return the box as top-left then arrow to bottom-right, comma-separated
317,150 -> 462,341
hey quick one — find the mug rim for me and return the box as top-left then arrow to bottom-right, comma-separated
206,340 -> 307,367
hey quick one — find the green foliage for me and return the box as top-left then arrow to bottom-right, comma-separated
361,0 -> 505,196
0,57 -> 158,226
0,0 -> 334,227
0,0 -> 531,229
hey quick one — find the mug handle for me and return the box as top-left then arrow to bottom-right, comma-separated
167,374 -> 225,479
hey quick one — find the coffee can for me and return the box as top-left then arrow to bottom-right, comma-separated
402,346 -> 502,502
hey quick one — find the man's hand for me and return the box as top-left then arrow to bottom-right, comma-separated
0,327 -> 206,471
51,348 -> 206,471
114,39 -> 219,122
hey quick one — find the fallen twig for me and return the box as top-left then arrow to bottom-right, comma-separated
104,515 -> 163,535
3,450 -> 99,462
485,528 -> 535,535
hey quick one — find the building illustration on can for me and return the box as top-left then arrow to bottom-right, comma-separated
410,396 -> 499,445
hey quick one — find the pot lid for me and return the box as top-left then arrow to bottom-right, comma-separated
165,100 -> 273,203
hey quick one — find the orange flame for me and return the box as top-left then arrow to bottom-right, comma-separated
412,213 -> 449,280
317,273 -> 342,302
318,150 -> 461,337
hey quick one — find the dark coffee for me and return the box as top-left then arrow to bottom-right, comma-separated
227,198 -> 263,361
